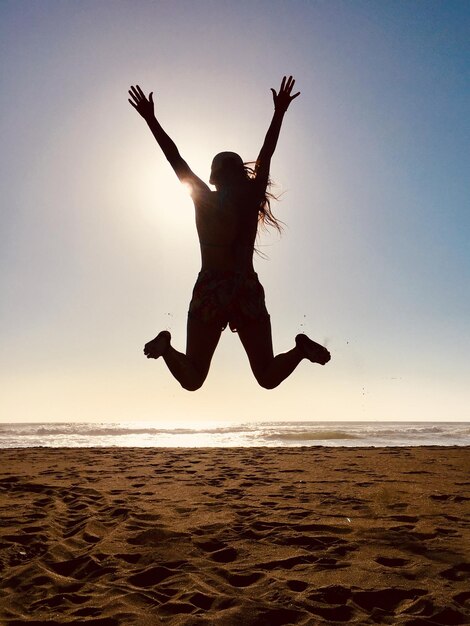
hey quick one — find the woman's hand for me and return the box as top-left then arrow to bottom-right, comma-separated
128,85 -> 155,121
270,76 -> 300,113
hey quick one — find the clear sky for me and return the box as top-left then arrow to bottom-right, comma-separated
1,0 -> 469,425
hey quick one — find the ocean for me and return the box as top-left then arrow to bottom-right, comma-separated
0,421 -> 469,448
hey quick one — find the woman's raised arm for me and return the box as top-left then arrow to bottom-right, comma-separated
128,85 -> 209,193
254,76 -> 300,189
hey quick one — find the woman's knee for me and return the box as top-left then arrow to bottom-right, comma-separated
181,380 -> 203,392
179,370 -> 207,391
255,372 -> 279,390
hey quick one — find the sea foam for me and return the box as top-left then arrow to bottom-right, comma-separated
0,421 -> 469,448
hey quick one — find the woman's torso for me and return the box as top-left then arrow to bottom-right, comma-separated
193,186 -> 260,273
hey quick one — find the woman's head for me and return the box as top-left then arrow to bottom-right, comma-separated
209,152 -> 245,186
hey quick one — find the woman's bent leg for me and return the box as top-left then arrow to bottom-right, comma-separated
237,318 -> 330,389
144,318 -> 222,391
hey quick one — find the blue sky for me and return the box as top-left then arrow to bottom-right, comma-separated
1,0 -> 469,424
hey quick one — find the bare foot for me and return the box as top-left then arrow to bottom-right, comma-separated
295,334 -> 330,365
144,331 -> 170,359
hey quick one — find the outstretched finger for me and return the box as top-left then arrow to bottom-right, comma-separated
129,86 -> 141,101
280,76 -> 286,92
286,76 -> 295,93
128,98 -> 138,110
136,84 -> 146,99
290,91 -> 300,100
128,91 -> 139,105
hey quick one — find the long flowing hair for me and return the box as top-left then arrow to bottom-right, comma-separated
243,162 -> 284,235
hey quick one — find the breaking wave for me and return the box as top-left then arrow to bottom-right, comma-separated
0,421 -> 468,448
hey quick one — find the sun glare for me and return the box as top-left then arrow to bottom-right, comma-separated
182,181 -> 194,196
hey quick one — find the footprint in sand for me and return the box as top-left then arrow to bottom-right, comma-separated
286,579 -> 309,592
375,556 -> 410,567
440,562 -> 470,581
352,587 -> 426,612
115,552 -> 141,564
454,590 -> 470,607
188,591 -> 215,610
128,565 -> 175,587
222,570 -> 264,587
210,547 -> 238,563
307,603 -> 353,621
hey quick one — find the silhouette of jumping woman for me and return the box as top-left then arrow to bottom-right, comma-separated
128,76 -> 330,390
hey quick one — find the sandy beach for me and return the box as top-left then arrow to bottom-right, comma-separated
0,446 -> 469,625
